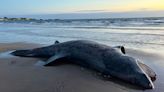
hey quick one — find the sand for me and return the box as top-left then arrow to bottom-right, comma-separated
0,43 -> 163,92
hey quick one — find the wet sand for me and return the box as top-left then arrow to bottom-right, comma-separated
0,43 -> 163,92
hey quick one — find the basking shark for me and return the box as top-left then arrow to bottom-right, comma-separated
11,40 -> 156,89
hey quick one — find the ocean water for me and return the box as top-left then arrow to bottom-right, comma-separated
0,17 -> 164,53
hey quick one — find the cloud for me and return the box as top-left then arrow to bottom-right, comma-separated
76,10 -> 108,13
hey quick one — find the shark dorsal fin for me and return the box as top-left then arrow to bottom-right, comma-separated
54,40 -> 60,44
113,46 -> 126,54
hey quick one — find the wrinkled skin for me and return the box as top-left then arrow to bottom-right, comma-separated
11,40 -> 155,89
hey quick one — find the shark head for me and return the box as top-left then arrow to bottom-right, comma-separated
106,55 -> 155,89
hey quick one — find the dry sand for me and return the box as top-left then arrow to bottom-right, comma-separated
0,43 -> 163,92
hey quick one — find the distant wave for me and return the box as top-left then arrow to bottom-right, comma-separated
54,26 -> 164,30
19,25 -> 164,31
1,17 -> 164,28
32,35 -> 164,46
64,36 -> 164,46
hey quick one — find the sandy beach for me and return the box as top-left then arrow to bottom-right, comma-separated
0,42 -> 163,92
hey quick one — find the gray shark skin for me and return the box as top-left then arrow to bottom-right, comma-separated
11,40 -> 156,89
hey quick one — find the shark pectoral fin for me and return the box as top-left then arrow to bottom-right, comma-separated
138,62 -> 156,81
44,54 -> 68,66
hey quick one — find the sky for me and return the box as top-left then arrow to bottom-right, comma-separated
0,0 -> 164,18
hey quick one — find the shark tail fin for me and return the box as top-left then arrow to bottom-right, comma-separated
11,50 -> 34,57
